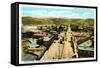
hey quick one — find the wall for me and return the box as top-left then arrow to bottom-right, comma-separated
0,0 -> 99,68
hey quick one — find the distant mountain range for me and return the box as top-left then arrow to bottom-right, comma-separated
22,16 -> 94,26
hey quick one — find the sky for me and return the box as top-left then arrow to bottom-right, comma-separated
21,5 -> 96,19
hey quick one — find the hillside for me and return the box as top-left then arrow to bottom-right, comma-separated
22,16 -> 94,26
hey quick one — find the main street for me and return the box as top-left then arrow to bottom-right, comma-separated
41,25 -> 74,60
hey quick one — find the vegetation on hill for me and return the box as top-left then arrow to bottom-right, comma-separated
22,16 -> 94,27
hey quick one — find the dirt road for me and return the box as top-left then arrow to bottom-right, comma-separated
41,25 -> 74,60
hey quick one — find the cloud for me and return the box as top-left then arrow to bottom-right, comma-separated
21,6 -> 96,19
